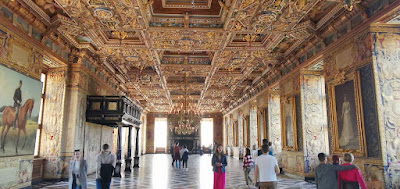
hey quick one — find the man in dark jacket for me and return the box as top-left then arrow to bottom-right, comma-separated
13,80 -> 22,129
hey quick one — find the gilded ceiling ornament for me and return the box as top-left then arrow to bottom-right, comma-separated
258,10 -> 278,23
35,0 -> 59,14
112,31 -> 128,39
93,7 -> 113,19
342,0 -> 361,11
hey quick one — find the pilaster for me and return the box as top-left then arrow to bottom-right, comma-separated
300,71 -> 329,177
268,90 -> 282,161
249,104 -> 258,148
371,28 -> 400,189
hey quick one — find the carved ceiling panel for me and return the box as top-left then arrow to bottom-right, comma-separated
8,0 -> 375,113
148,30 -> 224,50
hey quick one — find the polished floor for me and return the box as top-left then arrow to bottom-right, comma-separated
33,154 -> 316,189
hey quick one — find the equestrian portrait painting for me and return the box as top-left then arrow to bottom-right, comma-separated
0,65 -> 42,156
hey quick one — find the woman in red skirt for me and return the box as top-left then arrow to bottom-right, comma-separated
212,144 -> 227,189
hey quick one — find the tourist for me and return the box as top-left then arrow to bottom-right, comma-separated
254,144 -> 279,189
315,153 -> 358,189
257,139 -> 268,156
332,155 -> 340,165
173,141 -> 181,168
212,144 -> 227,189
243,148 -> 253,186
181,145 -> 189,169
268,142 -> 274,156
171,143 -> 175,167
68,150 -> 88,189
96,144 -> 117,189
338,153 -> 367,189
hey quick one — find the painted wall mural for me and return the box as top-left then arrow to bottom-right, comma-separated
84,122 -> 102,174
0,155 -> 33,188
229,115 -> 233,147
372,32 -> 400,188
249,105 -> 258,148
0,65 -> 42,156
238,113 -> 243,147
40,70 -> 66,179
300,74 -> 329,175
268,93 -> 282,160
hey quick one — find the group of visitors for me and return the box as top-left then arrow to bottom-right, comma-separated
67,140 -> 367,189
171,141 -> 190,169
68,144 -> 117,189
315,152 -> 367,189
245,139 -> 278,189
211,139 -> 278,189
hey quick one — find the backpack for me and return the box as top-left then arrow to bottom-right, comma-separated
182,151 -> 189,161
100,164 -> 114,184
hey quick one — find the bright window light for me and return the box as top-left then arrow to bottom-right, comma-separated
33,129 -> 40,156
154,118 -> 167,148
201,118 -> 213,147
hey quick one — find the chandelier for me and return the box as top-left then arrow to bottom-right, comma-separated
169,75 -> 201,135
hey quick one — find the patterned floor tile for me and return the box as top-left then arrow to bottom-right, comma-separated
33,154 -> 316,189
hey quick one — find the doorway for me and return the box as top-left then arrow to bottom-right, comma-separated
201,118 -> 214,152
154,118 -> 167,153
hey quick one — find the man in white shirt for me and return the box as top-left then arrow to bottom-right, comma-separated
254,144 -> 279,189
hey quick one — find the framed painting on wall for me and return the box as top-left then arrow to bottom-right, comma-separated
0,64 -> 42,157
329,71 -> 366,156
281,96 -> 298,151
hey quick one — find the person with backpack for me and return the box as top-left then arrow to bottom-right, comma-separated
180,145 -> 189,169
96,144 -> 117,189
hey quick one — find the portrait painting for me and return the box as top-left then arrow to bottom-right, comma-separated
329,72 -> 366,156
334,80 -> 359,149
282,96 -> 297,150
0,64 -> 42,156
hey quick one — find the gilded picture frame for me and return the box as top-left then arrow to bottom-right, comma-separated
329,71 -> 367,156
281,96 -> 298,151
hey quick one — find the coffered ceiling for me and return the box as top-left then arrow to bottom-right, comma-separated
9,0 -> 379,113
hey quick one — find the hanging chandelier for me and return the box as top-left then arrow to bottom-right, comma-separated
169,74 -> 201,135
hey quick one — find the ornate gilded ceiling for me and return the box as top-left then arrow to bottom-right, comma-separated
2,0 -> 380,113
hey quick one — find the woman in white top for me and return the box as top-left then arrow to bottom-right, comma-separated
68,150 -> 88,189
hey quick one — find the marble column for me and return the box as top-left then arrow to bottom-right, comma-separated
258,109 -> 264,145
125,126 -> 132,172
113,125 -> 122,177
371,31 -> 400,188
268,92 -> 282,158
238,110 -> 244,155
229,114 -> 234,156
249,104 -> 258,148
299,72 -> 329,177
133,127 -> 140,168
